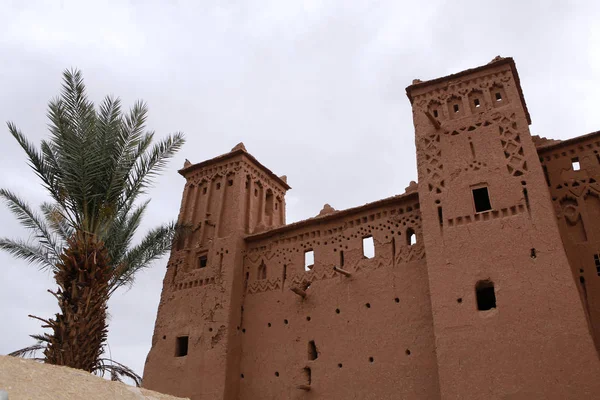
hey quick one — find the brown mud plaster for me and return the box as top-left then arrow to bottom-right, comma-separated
143,57 -> 600,400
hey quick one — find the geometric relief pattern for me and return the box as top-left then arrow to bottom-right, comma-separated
248,277 -> 282,294
244,201 -> 424,294
421,133 -> 445,193
393,241 -> 425,264
495,112 -> 528,176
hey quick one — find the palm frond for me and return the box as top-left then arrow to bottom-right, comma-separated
103,200 -> 149,267
96,358 -> 142,387
9,342 -> 46,358
40,202 -> 74,241
0,238 -> 56,271
109,222 -> 177,294
123,132 -> 185,207
0,189 -> 62,259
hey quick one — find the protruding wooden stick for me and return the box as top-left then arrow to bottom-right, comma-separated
333,266 -> 351,277
291,287 -> 307,298
424,110 -> 441,129
296,385 -> 311,391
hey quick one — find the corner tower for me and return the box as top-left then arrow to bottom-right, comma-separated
143,143 -> 290,400
407,57 -> 600,399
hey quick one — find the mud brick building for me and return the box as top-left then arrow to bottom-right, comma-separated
143,57 -> 600,399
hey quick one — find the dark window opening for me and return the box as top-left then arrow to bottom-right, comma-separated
523,188 -> 530,213
433,109 -> 438,118
469,141 -> 476,157
594,254 -> 600,276
474,98 -> 480,108
572,157 -> 581,171
198,255 -> 208,268
228,179 -> 233,186
203,187 -> 207,194
362,236 -> 375,258
340,250 -> 344,266
254,188 -> 258,197
175,336 -> 189,357
530,248 -> 537,259
453,104 -> 459,113
308,340 -> 318,360
472,187 -> 492,212
406,228 -> 416,246
216,182 -> 221,190
437,206 -> 443,227
495,92 -> 502,101
476,280 -> 496,311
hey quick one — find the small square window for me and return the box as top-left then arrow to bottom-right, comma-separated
572,158 -> 580,171
176,336 -> 189,357
198,255 -> 208,268
472,187 -> 492,213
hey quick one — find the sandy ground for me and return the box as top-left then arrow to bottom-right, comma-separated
0,356 -> 187,400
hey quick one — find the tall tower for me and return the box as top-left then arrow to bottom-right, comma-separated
143,143 -> 290,400
406,57 -> 600,399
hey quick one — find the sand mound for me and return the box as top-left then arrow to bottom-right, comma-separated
0,356 -> 187,399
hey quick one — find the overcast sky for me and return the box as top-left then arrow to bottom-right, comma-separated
1,0 -> 599,381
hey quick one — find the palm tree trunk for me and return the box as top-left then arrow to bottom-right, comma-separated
40,234 -> 111,372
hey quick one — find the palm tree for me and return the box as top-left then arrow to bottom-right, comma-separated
0,69 -> 185,384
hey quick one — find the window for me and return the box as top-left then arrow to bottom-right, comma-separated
474,98 -> 480,108
594,254 -> 600,276
476,280 -> 496,311
572,157 -> 581,171
304,250 -> 314,272
472,186 -> 492,213
198,254 -> 208,268
495,92 -> 502,101
362,236 -> 375,258
433,109 -> 438,118
175,336 -> 189,357
406,228 -> 416,246
453,104 -> 459,113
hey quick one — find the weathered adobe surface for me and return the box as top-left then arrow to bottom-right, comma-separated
143,56 -> 600,400
0,355 -> 187,399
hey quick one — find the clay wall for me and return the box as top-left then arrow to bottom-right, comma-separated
408,58 -> 600,399
143,57 -> 600,400
238,193 -> 441,400
143,149 -> 290,400
537,133 -> 600,353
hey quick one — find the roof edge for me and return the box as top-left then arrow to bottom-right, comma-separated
536,130 -> 600,153
405,57 -> 531,125
245,190 -> 419,242
178,148 -> 291,190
